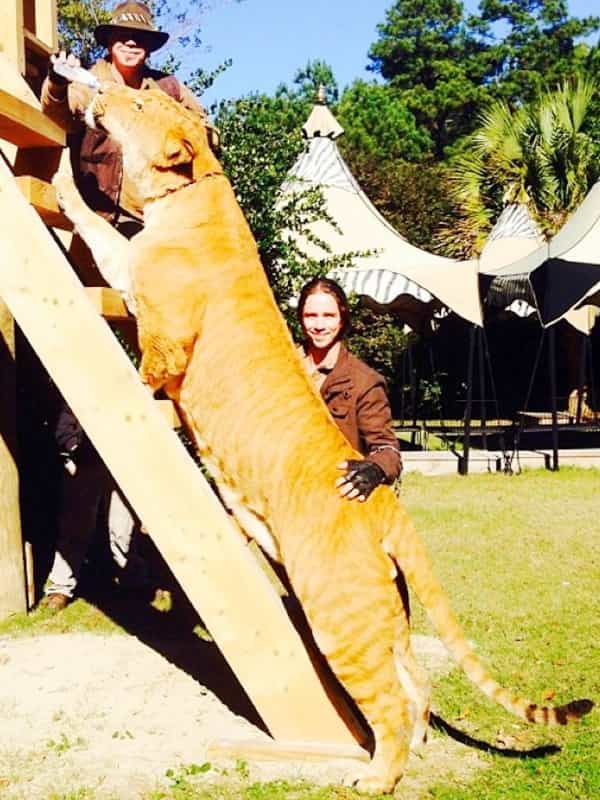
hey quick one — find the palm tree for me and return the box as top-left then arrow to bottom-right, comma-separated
438,76 -> 600,257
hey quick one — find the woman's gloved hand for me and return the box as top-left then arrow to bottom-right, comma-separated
336,459 -> 386,502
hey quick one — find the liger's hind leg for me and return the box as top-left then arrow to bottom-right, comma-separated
394,632 -> 431,750
391,565 -> 431,750
341,650 -> 412,794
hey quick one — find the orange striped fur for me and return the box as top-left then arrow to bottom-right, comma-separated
53,84 -> 593,795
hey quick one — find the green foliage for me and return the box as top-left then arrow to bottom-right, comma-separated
211,71 -> 375,315
186,59 -> 233,96
336,81 -> 432,163
56,0 -> 110,64
346,303 -> 410,401
477,0 -> 600,103
439,75 -> 600,256
368,0 -> 496,157
290,59 -> 339,106
367,0 -> 600,161
212,92 -> 306,273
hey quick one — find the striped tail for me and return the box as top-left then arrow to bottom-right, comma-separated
384,504 -> 594,725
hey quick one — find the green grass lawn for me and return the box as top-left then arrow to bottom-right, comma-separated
405,467 -> 600,800
1,467 -> 598,799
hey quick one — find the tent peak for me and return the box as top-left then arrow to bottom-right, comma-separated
302,92 -> 344,140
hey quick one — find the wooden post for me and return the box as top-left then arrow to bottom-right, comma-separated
0,2 -> 26,76
0,299 -> 27,616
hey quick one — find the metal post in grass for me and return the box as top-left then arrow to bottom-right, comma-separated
576,331 -> 587,423
460,324 -> 476,475
411,338 -> 424,446
477,326 -> 488,452
548,325 -> 559,471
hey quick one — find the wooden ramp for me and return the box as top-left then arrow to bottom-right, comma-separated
0,154 -> 366,750
0,49 -> 367,750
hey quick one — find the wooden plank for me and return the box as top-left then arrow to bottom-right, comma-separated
84,287 -> 128,319
154,398 -> 181,429
0,88 -> 65,148
0,154 -> 364,747
0,299 -> 27,618
16,175 -> 73,230
1,1 -> 25,74
207,738 -> 370,764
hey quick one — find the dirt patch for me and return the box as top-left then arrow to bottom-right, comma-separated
0,632 -> 484,799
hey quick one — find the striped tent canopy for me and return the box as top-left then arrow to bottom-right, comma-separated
283,99 -> 600,334
479,184 -> 600,331
480,204 -> 543,320
281,102 -> 483,329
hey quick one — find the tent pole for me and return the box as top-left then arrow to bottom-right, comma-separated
411,338 -> 424,446
548,325 -> 559,471
586,335 -> 596,410
576,332 -> 586,423
477,326 -> 488,451
482,325 -> 508,467
399,346 -> 408,423
461,325 -> 476,475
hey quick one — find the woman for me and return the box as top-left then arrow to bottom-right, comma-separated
297,277 -> 402,502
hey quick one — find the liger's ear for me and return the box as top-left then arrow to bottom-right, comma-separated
158,132 -> 195,168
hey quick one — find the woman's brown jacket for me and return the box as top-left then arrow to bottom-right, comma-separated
320,345 -> 402,483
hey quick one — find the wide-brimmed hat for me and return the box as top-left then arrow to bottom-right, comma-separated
94,2 -> 169,52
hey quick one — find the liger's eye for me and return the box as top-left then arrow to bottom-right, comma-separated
134,98 -> 144,111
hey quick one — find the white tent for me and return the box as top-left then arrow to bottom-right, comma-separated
284,100 -> 600,336
282,101 -> 483,328
479,183 -> 600,332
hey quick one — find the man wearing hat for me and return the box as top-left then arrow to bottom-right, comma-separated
40,3 -> 216,611
42,1 -> 217,231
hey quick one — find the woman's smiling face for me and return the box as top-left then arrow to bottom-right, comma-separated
301,290 -> 343,352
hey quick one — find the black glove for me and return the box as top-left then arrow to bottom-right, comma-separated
338,460 -> 386,501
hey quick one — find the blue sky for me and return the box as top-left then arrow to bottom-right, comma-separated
169,0 -> 599,106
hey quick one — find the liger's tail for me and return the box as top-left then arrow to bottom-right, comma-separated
383,501 -> 593,725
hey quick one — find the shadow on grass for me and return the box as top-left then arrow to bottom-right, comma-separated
430,712 -> 561,758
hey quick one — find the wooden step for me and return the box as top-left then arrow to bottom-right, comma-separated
15,175 -> 72,229
0,88 -> 65,148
